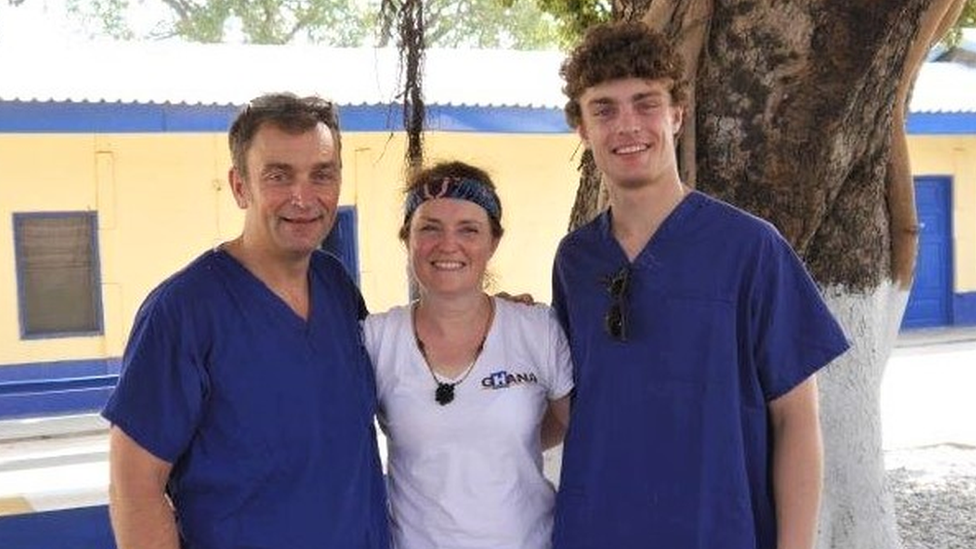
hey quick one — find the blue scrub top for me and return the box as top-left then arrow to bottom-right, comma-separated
104,249 -> 390,549
551,192 -> 849,549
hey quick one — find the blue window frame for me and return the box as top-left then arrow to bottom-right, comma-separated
13,212 -> 104,338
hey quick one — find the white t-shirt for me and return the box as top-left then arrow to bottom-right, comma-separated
363,297 -> 574,549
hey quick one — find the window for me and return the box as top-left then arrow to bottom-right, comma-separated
13,212 -> 103,338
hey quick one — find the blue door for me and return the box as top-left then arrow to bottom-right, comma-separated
902,176 -> 952,329
321,206 -> 360,285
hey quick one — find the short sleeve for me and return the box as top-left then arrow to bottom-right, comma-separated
542,306 -> 574,400
102,287 -> 209,463
361,314 -> 381,369
551,245 -> 571,335
360,307 -> 410,405
751,231 -> 850,401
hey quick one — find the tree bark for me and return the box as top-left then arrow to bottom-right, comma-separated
642,0 -> 712,189
566,150 -> 606,231
566,0 -> 964,546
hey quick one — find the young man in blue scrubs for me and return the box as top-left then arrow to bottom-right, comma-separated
551,22 -> 850,549
103,93 -> 390,549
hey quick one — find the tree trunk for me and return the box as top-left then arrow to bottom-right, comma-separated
566,150 -> 606,231
568,0 -> 964,546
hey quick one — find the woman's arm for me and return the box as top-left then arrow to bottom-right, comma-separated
541,395 -> 572,450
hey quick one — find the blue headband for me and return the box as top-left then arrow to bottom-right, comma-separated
404,177 -> 502,223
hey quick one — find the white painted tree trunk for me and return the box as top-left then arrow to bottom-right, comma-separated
817,282 -> 911,549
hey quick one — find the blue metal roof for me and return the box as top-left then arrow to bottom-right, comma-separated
2,99 -> 971,135
0,101 -> 571,134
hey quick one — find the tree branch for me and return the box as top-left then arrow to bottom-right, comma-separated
159,0 -> 193,22
887,0 -> 965,288
643,0 -> 713,189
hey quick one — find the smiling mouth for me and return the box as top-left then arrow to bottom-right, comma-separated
431,260 -> 465,270
282,214 -> 324,225
613,143 -> 649,155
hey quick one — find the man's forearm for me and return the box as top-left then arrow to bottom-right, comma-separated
108,427 -> 181,549
770,377 -> 824,549
109,488 -> 181,549
772,417 -> 823,549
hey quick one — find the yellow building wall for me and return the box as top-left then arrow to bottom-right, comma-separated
1,135 -> 104,365
0,131 -> 579,368
907,135 -> 976,291
352,132 -> 580,313
2,130 -> 970,368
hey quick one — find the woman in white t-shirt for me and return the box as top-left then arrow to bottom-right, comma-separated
363,161 -> 573,549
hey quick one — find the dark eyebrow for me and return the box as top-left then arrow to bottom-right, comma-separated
312,161 -> 339,171
261,160 -> 338,172
261,162 -> 294,173
585,90 -> 666,108
585,97 -> 616,107
632,91 -> 666,102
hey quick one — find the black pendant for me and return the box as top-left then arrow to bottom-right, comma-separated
435,382 -> 455,405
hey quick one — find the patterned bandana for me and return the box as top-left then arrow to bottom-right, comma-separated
404,177 -> 502,224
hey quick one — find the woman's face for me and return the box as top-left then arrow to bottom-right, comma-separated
407,198 -> 499,298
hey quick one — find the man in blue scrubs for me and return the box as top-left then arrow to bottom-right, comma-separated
551,22 -> 850,549
103,93 -> 390,549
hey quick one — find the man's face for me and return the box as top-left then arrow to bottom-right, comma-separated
577,77 -> 683,190
230,122 -> 340,261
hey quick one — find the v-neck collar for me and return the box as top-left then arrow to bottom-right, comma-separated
598,190 -> 706,267
214,248 -> 314,330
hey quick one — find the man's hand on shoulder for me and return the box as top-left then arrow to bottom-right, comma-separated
494,292 -> 536,305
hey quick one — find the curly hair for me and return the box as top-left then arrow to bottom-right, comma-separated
228,93 -> 341,175
399,161 -> 504,241
561,21 -> 688,129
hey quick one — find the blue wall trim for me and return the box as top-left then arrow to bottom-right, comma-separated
0,358 -> 121,382
0,358 -> 120,419
3,100 -> 972,135
953,291 -> 976,326
0,101 -> 571,134
907,112 -> 976,135
0,505 -> 115,549
0,387 -> 116,420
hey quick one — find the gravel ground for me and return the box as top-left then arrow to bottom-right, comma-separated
886,445 -> 976,549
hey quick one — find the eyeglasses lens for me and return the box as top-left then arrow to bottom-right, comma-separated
604,267 -> 629,341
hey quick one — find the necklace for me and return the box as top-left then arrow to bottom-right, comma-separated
412,296 -> 495,405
